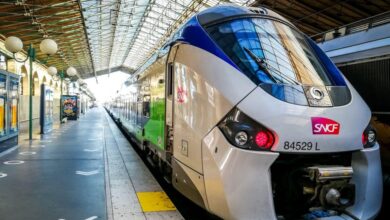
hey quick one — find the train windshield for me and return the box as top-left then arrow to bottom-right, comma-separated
206,18 -> 335,86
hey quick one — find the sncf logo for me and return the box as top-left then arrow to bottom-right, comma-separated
177,86 -> 187,104
311,117 -> 340,135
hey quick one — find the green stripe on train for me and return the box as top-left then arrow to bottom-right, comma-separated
143,98 -> 165,150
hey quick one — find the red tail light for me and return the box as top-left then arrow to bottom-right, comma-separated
362,133 -> 368,146
255,131 -> 274,149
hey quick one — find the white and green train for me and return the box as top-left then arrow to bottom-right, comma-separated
107,5 -> 382,220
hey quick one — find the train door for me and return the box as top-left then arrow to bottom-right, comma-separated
165,45 -> 179,163
165,45 -> 207,208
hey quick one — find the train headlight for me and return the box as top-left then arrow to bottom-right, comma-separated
367,130 -> 376,143
362,125 -> 376,148
218,108 -> 276,151
235,131 -> 248,146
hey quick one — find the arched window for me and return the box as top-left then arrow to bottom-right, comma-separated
32,72 -> 39,96
20,66 -> 28,95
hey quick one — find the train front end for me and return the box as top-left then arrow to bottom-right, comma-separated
192,6 -> 382,220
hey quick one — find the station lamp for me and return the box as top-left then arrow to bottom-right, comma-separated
40,39 -> 58,55
47,66 -> 57,76
4,36 -> 58,140
66,66 -> 77,77
49,66 -> 78,84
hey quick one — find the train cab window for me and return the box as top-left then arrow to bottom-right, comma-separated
205,18 -> 343,86
206,17 -> 350,107
167,63 -> 174,97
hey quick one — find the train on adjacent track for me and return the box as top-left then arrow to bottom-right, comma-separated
106,5 -> 382,220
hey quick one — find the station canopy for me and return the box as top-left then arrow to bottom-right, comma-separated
80,0 -> 256,77
0,0 -> 94,77
1,0 -> 388,79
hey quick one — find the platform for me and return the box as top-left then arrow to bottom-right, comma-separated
0,108 -> 183,220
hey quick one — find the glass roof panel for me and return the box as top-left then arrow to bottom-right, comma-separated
80,0 -> 256,73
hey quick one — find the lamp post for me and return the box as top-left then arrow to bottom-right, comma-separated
4,36 -> 58,140
59,70 -> 65,122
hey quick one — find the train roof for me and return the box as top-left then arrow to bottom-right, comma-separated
196,5 -> 294,27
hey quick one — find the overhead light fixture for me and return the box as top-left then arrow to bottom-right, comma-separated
40,39 -> 58,55
4,36 -> 23,53
66,66 -> 77,77
47,66 -> 57,76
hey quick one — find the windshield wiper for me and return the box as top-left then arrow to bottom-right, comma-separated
243,47 -> 300,85
243,47 -> 278,83
265,63 -> 301,85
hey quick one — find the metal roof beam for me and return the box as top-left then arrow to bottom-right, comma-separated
80,65 -> 134,79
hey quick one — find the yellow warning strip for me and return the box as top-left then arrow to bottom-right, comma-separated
136,191 -> 176,212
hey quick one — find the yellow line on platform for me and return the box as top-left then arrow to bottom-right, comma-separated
136,191 -> 176,212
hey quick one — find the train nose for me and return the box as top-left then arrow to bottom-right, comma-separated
236,86 -> 372,153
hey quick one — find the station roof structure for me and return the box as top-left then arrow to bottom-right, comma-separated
253,0 -> 390,40
0,0 -> 389,80
0,0 -> 94,77
80,0 -> 256,78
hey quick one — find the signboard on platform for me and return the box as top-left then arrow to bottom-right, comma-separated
61,95 -> 78,120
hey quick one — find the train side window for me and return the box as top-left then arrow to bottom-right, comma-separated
143,95 -> 151,118
127,99 -> 130,120
136,96 -> 143,124
167,63 -> 173,97
131,95 -> 136,123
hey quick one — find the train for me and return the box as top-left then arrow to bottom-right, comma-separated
106,5 -> 382,220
